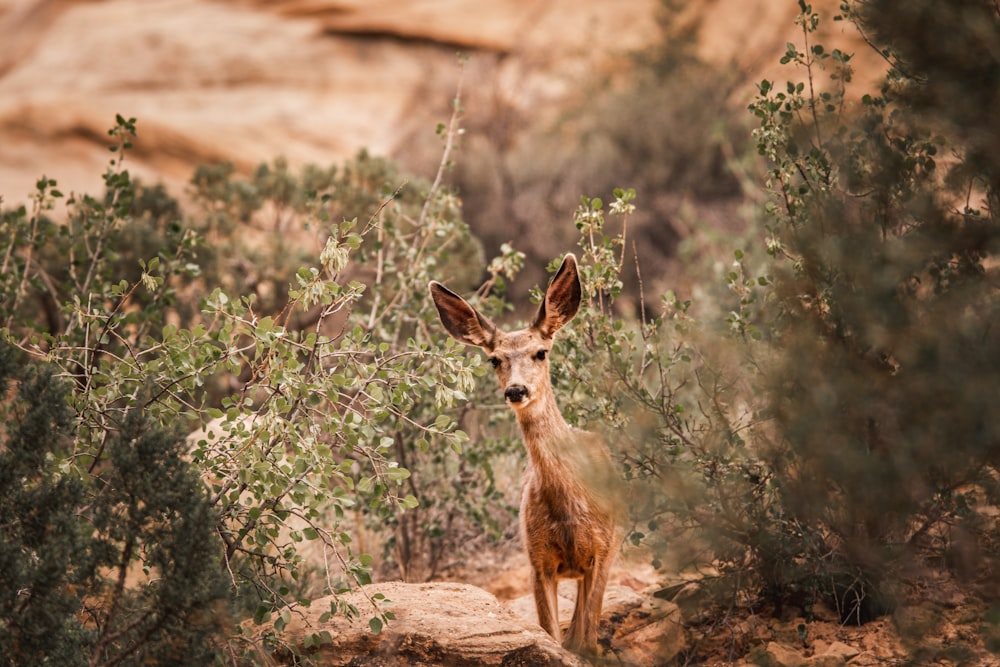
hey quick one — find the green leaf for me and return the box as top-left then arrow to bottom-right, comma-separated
385,466 -> 410,482
253,605 -> 271,625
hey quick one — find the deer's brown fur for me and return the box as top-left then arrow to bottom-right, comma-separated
429,254 -> 617,654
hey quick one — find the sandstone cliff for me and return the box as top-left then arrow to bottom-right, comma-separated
0,0 -> 875,207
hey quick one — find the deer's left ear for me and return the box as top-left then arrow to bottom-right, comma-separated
533,253 -> 581,338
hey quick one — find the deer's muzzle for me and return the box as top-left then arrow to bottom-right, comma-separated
504,385 -> 528,403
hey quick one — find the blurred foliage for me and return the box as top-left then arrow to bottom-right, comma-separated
509,1 -> 1000,661
747,0 -> 1000,615
453,0 -> 754,303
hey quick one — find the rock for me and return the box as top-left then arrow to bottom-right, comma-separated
805,655 -> 845,667
658,580 -> 715,623
755,637 -> 854,667
0,0 -> 660,203
0,0 -> 884,209
509,582 -> 684,666
262,581 -> 586,666
753,642 -> 807,667
818,640 -> 858,661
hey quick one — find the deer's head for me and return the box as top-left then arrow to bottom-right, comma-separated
429,254 -> 582,412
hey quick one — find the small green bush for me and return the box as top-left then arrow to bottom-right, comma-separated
0,339 -> 228,666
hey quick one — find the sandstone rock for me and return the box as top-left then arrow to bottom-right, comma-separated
817,640 -> 859,661
755,636 -> 855,667
0,0 -> 659,204
755,642 -> 807,667
0,0 -> 881,209
263,581 -> 586,666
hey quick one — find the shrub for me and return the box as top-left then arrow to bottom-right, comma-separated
0,101 -> 520,660
746,0 -> 1000,618
0,339 -> 229,667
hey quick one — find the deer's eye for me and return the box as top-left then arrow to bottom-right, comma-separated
535,349 -> 547,361
489,357 -> 501,369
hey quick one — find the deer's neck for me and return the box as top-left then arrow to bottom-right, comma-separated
515,391 -> 574,469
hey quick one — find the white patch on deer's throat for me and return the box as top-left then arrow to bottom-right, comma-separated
509,394 -> 533,409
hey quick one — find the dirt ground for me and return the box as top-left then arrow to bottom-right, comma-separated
423,539 -> 1000,666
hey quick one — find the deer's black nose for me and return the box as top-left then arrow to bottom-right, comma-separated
505,385 -> 528,403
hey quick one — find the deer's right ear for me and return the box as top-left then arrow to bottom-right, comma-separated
429,281 -> 497,350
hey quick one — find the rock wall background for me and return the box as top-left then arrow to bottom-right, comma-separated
0,0 -> 652,200
1,0 -> 888,311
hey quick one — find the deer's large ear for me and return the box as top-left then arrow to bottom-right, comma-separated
429,281 -> 497,350
533,253 -> 582,338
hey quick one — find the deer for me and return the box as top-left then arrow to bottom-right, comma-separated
429,253 -> 617,654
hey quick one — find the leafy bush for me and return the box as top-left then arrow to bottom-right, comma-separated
0,103 -> 522,660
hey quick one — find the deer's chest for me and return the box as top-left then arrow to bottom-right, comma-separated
519,466 -> 611,577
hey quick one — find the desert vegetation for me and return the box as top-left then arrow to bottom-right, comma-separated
1,0 -> 998,664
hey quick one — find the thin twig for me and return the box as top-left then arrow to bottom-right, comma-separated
416,63 -> 465,232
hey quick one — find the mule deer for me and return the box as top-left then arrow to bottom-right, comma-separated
429,253 -> 617,654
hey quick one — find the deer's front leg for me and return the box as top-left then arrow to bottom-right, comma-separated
583,548 -> 614,651
531,566 -> 560,641
566,530 -> 615,653
565,570 -> 593,653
